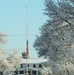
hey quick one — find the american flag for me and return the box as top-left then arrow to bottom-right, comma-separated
26,40 -> 29,57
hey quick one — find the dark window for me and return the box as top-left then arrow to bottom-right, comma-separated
39,64 -> 42,68
20,64 -> 23,68
38,72 -> 41,75
45,65 -> 46,67
0,72 -> 3,75
25,71 -> 31,75
33,64 -> 36,68
32,71 -> 36,74
15,71 -> 18,74
28,64 -> 29,67
28,71 -> 31,75
19,71 -> 24,74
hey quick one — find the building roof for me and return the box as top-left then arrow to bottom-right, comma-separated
20,58 -> 48,64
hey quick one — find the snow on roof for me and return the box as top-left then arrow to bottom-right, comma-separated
20,58 -> 48,64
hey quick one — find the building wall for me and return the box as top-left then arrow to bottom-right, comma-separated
17,59 -> 47,75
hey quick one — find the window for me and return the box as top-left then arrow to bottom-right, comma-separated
15,71 -> 18,75
20,64 -> 23,68
19,71 -> 24,74
32,71 -> 36,74
25,71 -> 31,75
45,65 -> 46,67
38,72 -> 41,75
0,72 -> 3,75
33,64 -> 36,68
28,64 -> 29,67
39,64 -> 42,68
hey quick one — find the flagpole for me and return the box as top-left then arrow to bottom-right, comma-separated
26,1 -> 29,75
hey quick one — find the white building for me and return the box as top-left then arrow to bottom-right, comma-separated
16,58 -> 48,75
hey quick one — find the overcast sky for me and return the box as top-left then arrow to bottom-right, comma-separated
0,0 -> 47,58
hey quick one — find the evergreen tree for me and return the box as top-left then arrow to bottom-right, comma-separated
34,0 -> 74,74
22,51 -> 26,59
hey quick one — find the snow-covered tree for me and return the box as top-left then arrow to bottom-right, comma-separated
0,32 -> 8,74
34,0 -> 74,74
7,49 -> 21,70
0,33 -> 21,74
0,32 -> 7,44
0,32 -> 7,57
40,66 -> 52,75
